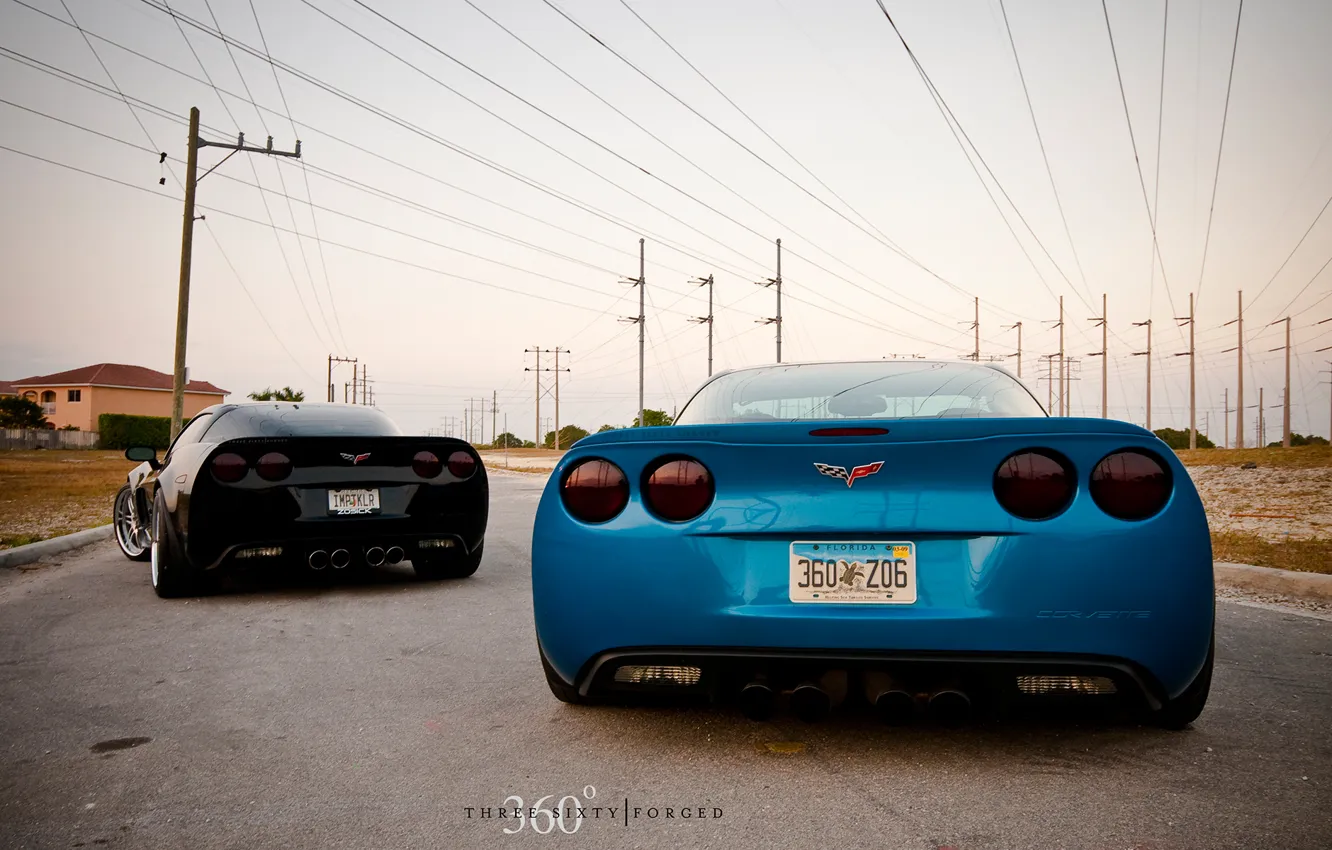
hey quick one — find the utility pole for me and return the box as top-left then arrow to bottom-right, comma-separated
1221,291 -> 1244,448
328,356 -> 357,403
1322,362 -> 1332,443
1224,388 -> 1231,449
170,107 -> 301,441
526,347 -> 541,446
1006,322 -> 1022,378
1133,318 -> 1153,430
1259,387 -> 1265,447
690,274 -> 715,377
1175,294 -> 1196,448
360,366 -> 369,406
1268,317 -> 1291,447
351,363 -> 358,405
961,298 -> 980,361
492,389 -> 497,446
553,347 -> 570,449
619,239 -> 646,427
1087,294 -> 1108,418
755,240 -> 783,363
1058,297 -> 1065,416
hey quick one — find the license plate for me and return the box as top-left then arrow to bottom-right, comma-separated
789,541 -> 917,604
327,488 -> 381,515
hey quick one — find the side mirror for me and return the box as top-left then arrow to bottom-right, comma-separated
125,446 -> 159,469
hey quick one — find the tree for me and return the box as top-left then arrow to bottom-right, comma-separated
0,396 -> 47,429
1153,427 -> 1216,450
522,440 -> 537,449
597,424 -> 620,433
1267,433 -> 1329,448
492,432 -> 523,448
248,386 -> 305,402
631,409 -> 673,428
543,424 -> 590,449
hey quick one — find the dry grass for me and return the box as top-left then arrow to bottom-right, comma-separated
1175,445 -> 1332,469
0,450 -> 128,549
1211,531 -> 1332,575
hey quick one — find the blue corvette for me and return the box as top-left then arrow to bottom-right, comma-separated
531,360 -> 1213,728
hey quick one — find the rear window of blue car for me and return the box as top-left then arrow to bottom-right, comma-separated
202,405 -> 403,440
674,361 -> 1046,424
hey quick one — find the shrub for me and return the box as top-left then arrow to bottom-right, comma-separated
98,413 -> 171,450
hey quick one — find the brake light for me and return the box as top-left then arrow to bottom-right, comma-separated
255,452 -> 292,481
211,453 -> 248,483
561,459 -> 628,523
413,451 -> 442,478
1090,450 -> 1172,520
809,427 -> 889,437
447,450 -> 477,479
993,449 -> 1074,520
643,458 -> 714,522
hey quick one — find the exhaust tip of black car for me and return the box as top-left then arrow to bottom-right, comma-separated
308,550 -> 329,570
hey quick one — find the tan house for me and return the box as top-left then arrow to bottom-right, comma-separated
10,363 -> 228,431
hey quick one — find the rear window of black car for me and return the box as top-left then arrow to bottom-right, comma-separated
674,361 -> 1046,425
202,405 -> 403,441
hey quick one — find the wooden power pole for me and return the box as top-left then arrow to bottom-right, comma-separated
1175,293 -> 1196,448
690,274 -> 715,377
1088,294 -> 1107,418
170,107 -> 300,441
1133,318 -> 1153,430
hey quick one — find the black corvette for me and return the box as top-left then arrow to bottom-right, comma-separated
112,402 -> 488,597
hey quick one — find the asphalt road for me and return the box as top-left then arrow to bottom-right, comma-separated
1,472 -> 1329,850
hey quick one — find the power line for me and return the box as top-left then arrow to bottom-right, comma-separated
1193,0 -> 1245,314
997,0 -> 1093,306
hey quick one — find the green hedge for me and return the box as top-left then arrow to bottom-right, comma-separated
98,413 -> 172,450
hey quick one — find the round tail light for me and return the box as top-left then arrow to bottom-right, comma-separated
994,449 -> 1074,520
447,451 -> 477,479
1090,450 -> 1172,520
211,452 -> 248,483
255,452 -> 292,481
413,451 -> 442,478
561,459 -> 629,523
643,458 -> 714,522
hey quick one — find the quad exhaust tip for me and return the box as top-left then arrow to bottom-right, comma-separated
864,672 -> 918,726
330,549 -> 351,570
738,681 -> 776,721
927,687 -> 972,727
308,550 -> 329,570
385,546 -> 405,565
789,683 -> 831,723
365,546 -> 385,567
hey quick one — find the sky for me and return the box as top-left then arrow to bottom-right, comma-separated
1,0 -> 1330,444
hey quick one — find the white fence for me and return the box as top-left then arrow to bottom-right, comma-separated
1,429 -> 102,450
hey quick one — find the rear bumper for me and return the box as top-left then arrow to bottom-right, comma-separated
565,646 -> 1167,710
532,521 -> 1214,700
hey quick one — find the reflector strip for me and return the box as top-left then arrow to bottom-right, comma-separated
1016,675 -> 1117,695
613,665 -> 702,686
234,546 -> 283,559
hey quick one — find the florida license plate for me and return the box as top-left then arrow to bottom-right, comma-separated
327,488 -> 381,515
789,541 -> 917,604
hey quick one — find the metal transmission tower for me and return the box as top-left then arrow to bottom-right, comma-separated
619,239 -> 646,428
1087,294 -> 1108,418
171,108 -> 301,441
327,356 -> 357,402
755,239 -> 783,363
1175,294 -> 1196,448
524,348 -> 570,447
1268,317 -> 1291,447
689,275 -> 715,377
1132,319 -> 1153,430
1005,322 -> 1023,378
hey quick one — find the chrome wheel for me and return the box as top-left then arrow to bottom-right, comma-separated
114,486 -> 149,560
150,515 -> 160,587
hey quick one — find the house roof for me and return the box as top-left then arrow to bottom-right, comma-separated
12,363 -> 228,395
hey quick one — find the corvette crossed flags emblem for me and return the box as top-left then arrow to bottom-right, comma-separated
340,452 -> 372,464
813,461 -> 884,488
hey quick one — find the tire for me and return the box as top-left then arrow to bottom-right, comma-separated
113,484 -> 150,561
412,541 -> 483,580
150,493 -> 205,599
1149,634 -> 1214,730
538,640 -> 589,705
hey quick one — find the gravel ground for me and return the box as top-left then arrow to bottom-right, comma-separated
1187,465 -> 1331,542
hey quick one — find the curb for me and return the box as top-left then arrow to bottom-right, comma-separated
0,525 -> 114,569
1215,561 -> 1332,603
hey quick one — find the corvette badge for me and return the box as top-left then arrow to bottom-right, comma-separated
339,452 -> 372,464
813,461 -> 884,488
